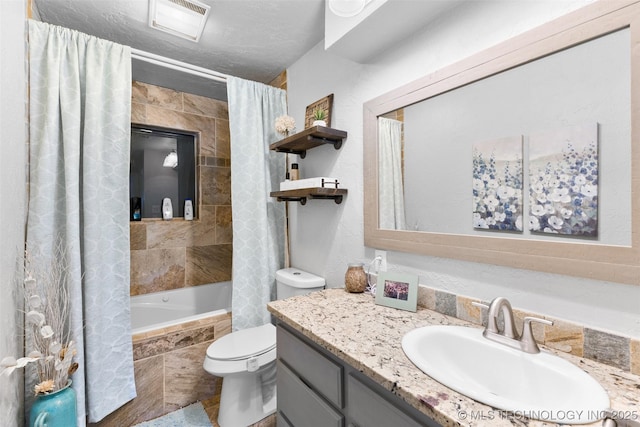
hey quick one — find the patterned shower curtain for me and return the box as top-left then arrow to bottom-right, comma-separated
227,76 -> 286,331
27,20 -> 135,424
378,117 -> 406,230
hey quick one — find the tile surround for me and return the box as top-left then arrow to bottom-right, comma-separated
130,81 -> 231,296
544,318 -> 584,356
92,313 -> 231,426
88,355 -> 164,426
186,244 -> 233,286
428,286 -> 636,372
434,290 -> 456,317
631,339 -> 640,375
583,328 -> 630,371
130,248 -> 186,295
164,341 -> 218,412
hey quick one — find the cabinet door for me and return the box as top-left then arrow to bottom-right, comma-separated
277,361 -> 344,427
277,412 -> 294,427
277,326 -> 344,407
347,374 -> 435,427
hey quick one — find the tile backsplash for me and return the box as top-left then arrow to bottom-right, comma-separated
418,285 -> 640,375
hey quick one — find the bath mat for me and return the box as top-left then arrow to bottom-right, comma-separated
133,402 -> 213,427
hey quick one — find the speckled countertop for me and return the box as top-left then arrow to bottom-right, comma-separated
267,289 -> 640,427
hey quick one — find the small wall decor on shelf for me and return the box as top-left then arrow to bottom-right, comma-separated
269,126 -> 347,158
304,94 -> 333,129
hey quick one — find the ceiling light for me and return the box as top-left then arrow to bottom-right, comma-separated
328,0 -> 369,18
163,151 -> 178,168
149,0 -> 211,42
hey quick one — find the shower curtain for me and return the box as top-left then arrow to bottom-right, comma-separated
227,76 -> 286,331
27,21 -> 135,424
378,117 -> 406,230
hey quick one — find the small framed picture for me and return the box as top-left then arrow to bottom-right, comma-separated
304,94 -> 334,129
375,272 -> 419,312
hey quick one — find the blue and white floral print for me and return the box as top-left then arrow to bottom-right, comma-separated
528,123 -> 598,237
473,136 -> 524,231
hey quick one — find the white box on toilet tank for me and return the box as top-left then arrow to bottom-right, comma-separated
276,268 -> 325,298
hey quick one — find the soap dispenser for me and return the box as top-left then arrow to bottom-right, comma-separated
162,198 -> 173,220
184,199 -> 193,221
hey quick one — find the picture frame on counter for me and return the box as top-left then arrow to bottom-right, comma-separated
375,272 -> 419,312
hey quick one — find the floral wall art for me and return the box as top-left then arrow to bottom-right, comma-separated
472,136 -> 524,231
528,123 -> 599,236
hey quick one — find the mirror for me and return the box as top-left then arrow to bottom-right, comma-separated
364,1 -> 640,285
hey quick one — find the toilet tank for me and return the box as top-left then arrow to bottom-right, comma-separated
276,268 -> 325,299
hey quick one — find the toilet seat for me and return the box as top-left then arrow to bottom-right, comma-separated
207,323 -> 276,360
204,323 -> 277,376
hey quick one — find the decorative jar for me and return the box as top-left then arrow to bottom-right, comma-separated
30,381 -> 77,427
345,263 -> 367,293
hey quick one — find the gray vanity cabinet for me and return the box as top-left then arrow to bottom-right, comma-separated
276,323 -> 441,427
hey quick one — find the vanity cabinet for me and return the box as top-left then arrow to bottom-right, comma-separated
269,126 -> 348,205
276,323 -> 441,427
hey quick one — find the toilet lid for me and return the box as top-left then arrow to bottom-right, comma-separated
206,323 -> 276,360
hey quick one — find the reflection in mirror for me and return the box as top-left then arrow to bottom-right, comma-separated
130,126 -> 197,219
378,115 -> 406,230
377,28 -> 630,246
364,1 -> 640,285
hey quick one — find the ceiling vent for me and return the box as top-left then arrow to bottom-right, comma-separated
148,0 -> 211,42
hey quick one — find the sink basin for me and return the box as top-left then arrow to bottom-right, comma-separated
402,325 -> 609,424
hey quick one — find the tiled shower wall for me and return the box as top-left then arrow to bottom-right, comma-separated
129,81 -> 232,296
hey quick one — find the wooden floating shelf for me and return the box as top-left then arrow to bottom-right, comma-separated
270,188 -> 348,205
269,126 -> 347,158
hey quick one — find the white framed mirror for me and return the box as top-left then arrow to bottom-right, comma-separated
364,1 -> 640,285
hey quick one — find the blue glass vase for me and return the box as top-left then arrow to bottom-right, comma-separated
29,380 -> 77,427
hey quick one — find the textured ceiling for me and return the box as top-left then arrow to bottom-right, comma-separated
34,0 -> 326,100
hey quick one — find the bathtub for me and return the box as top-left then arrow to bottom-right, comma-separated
124,282 -> 232,424
130,281 -> 232,335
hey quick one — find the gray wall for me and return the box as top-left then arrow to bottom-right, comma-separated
0,0 -> 27,425
286,0 -> 640,338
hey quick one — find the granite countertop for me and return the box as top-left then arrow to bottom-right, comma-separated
267,289 -> 640,427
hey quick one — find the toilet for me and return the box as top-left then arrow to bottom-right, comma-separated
203,268 -> 325,427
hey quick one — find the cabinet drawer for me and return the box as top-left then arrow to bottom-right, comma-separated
277,326 -> 343,407
277,361 -> 344,427
347,374 -> 426,427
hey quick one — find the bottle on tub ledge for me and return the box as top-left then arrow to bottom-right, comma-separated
184,199 -> 194,221
162,197 -> 173,220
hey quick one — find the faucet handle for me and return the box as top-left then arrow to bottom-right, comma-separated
471,301 -> 490,326
471,301 -> 489,310
521,316 -> 553,353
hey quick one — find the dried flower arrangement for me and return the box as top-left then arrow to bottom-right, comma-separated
275,114 -> 296,136
0,241 -> 78,395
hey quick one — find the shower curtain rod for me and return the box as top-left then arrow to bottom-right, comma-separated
130,48 -> 228,83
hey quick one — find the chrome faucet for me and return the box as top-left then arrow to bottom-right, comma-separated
485,297 -> 518,339
472,297 -> 552,354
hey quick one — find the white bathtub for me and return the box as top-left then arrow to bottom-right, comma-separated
130,281 -> 232,335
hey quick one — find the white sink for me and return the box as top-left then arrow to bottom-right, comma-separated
402,325 -> 610,424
